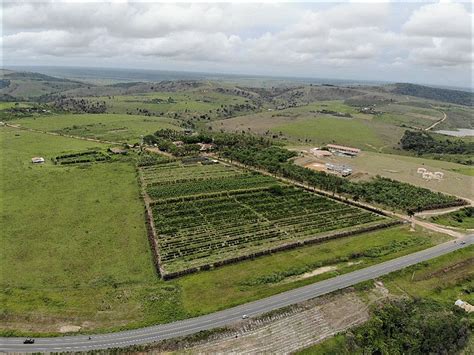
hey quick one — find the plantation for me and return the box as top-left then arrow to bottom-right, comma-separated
147,173 -> 276,199
140,158 -> 389,277
54,150 -> 110,165
141,161 -> 246,185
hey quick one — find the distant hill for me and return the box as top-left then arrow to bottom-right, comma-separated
391,83 -> 473,106
0,70 -> 87,99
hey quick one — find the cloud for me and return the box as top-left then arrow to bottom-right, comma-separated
2,1 -> 473,87
403,2 -> 472,38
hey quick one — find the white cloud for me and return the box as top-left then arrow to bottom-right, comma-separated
2,1 -> 473,87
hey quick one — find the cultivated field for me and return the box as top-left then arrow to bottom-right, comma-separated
140,160 -> 398,277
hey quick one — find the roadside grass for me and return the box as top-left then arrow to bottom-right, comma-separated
9,113 -> 181,143
382,245 -> 474,305
296,245 -> 474,355
429,208 -> 474,230
177,225 -> 450,317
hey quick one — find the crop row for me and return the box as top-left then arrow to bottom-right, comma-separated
146,173 -> 276,199
152,187 -> 385,273
54,150 -> 110,165
141,162 -> 244,184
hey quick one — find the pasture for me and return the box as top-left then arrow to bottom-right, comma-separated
211,101 -> 405,152
9,113 -> 181,143
83,90 -> 249,118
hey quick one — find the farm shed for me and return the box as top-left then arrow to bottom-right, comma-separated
326,144 -> 361,156
310,148 -> 333,158
108,147 -> 128,155
31,157 -> 45,164
198,143 -> 215,151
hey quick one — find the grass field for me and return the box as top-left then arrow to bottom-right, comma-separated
9,113 -> 182,143
211,101 -> 405,152
273,117 -> 385,150
83,90 -> 249,117
375,102 -> 444,129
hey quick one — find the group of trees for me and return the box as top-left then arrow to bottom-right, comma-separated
52,97 -> 107,114
141,131 -> 465,212
345,299 -> 472,354
400,130 -> 474,157
212,134 -> 464,212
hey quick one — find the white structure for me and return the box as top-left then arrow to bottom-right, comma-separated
418,168 -> 444,181
422,172 -> 433,180
310,148 -> 332,158
31,157 -> 45,164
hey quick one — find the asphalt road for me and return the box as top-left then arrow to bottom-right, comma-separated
1,234 -> 472,353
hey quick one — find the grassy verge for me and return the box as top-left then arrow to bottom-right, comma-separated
429,207 -> 474,230
296,245 -> 474,354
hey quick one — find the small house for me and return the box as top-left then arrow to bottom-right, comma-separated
31,157 -> 45,164
108,147 -> 128,155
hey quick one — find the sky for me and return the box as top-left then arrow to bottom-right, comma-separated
2,1 -> 473,88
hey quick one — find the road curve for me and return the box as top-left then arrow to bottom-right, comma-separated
1,235 -> 472,353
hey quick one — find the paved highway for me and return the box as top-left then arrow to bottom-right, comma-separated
1,235 -> 472,353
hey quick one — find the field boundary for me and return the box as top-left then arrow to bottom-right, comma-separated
137,166 -> 166,278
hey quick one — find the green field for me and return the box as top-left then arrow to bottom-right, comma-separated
211,101 -> 405,152
83,90 -> 249,118
273,117 -> 385,150
10,113 -> 182,143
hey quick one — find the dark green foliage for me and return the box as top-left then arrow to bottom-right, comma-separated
400,130 -> 474,159
137,152 -> 173,167
54,150 -> 110,165
216,137 -> 463,212
347,299 -> 471,354
392,83 -> 473,106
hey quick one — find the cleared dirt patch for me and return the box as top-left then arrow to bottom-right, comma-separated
187,291 -> 369,354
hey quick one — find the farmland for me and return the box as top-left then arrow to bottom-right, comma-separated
140,160 -> 390,277
1,70 -> 472,341
0,125 -> 454,336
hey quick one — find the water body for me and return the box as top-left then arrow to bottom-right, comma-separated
434,129 -> 474,137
